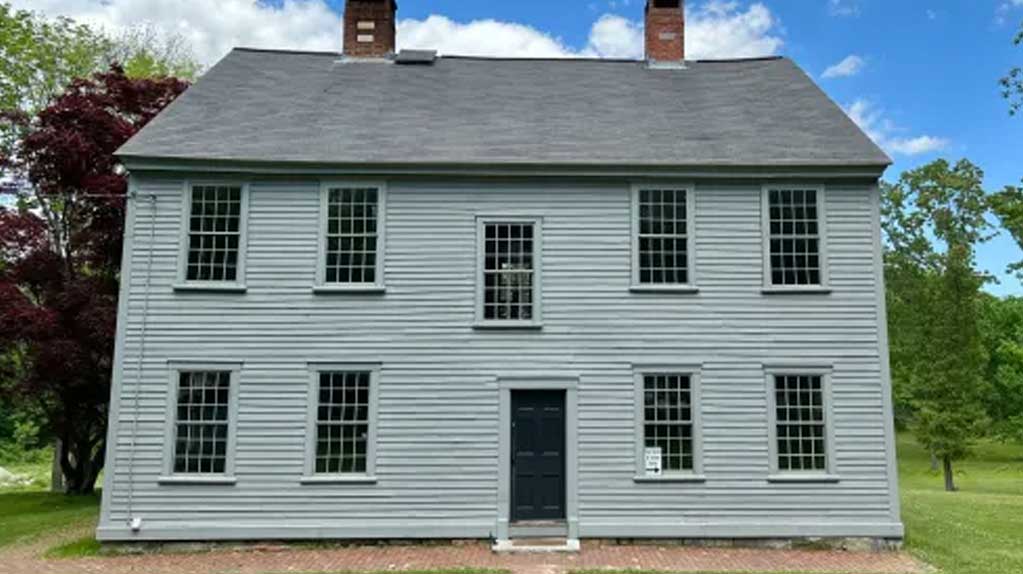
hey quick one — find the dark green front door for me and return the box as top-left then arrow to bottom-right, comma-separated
511,390 -> 566,521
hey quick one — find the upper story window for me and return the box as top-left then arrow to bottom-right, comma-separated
170,370 -> 235,475
631,186 -> 696,291
764,187 -> 827,288
767,370 -> 835,477
305,366 -> 379,481
476,217 -> 543,328
176,183 -> 248,291
320,183 -> 386,290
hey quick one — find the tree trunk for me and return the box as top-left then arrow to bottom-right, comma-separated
930,452 -> 939,472
942,456 -> 957,492
50,439 -> 64,493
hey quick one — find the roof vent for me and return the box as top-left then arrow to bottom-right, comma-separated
395,49 -> 437,65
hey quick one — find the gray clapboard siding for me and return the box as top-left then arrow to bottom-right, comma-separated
98,176 -> 902,541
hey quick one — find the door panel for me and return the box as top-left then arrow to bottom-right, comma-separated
511,390 -> 566,521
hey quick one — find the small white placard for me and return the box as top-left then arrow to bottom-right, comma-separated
644,447 -> 663,476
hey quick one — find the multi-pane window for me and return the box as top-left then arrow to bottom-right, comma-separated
767,188 -> 823,286
324,187 -> 381,285
642,374 -> 694,473
481,220 -> 538,323
636,188 -> 690,285
314,372 -> 371,474
186,185 -> 243,282
774,374 -> 828,472
173,371 -> 231,474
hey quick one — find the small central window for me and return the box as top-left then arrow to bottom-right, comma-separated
314,372 -> 371,474
185,185 -> 243,283
774,374 -> 828,472
477,218 -> 542,325
766,188 -> 823,286
172,371 -> 232,474
322,185 -> 383,286
642,374 -> 694,473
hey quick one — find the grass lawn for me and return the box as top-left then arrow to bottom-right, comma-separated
898,433 -> 1023,574
0,490 -> 100,548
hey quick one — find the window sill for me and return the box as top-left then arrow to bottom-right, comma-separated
158,476 -> 237,486
312,285 -> 386,295
634,474 -> 707,483
761,286 -> 832,295
173,283 -> 248,294
473,322 -> 544,331
630,285 -> 700,295
767,474 -> 841,484
300,475 -> 378,485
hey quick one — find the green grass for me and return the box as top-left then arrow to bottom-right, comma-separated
44,535 -> 103,558
0,490 -> 100,548
898,433 -> 1023,574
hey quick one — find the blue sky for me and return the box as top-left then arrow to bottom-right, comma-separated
18,0 -> 1023,293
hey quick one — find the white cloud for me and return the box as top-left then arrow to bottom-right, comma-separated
845,99 -> 949,156
11,0 -> 783,65
821,54 -> 865,79
828,0 -> 860,17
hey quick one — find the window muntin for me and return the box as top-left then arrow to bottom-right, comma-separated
636,188 -> 690,285
186,185 -> 243,282
324,187 -> 381,285
314,371 -> 371,474
480,220 -> 539,323
172,371 -> 231,474
767,188 -> 823,286
773,374 -> 828,472
642,374 -> 694,473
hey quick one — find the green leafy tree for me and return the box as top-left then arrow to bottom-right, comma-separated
978,295 -> 1023,444
882,159 -> 994,491
1003,22 -> 1023,115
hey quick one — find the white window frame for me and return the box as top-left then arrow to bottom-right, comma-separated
633,365 -> 705,482
160,361 -> 241,485
764,365 -> 839,482
175,181 -> 250,292
760,184 -> 830,293
301,363 -> 381,484
474,215 -> 544,329
630,184 -> 698,293
315,181 -> 387,294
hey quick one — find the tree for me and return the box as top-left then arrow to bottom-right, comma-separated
977,295 -> 1023,444
0,3 -> 201,165
1003,22 -> 1023,115
0,66 -> 187,494
882,159 -> 994,492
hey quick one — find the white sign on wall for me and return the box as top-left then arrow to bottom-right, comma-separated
644,447 -> 663,476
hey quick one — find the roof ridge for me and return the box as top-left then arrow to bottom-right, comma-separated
234,46 -> 340,57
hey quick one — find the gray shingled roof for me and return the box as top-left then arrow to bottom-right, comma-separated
117,48 -> 891,168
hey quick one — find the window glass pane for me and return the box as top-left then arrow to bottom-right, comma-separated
482,222 -> 536,321
315,371 -> 371,474
173,371 -> 231,474
325,187 -> 380,284
642,374 -> 694,472
774,374 -> 827,472
185,185 -> 242,282
767,189 -> 821,286
637,189 -> 688,285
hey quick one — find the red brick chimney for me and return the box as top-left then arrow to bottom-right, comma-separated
343,0 -> 397,58
645,0 -> 685,64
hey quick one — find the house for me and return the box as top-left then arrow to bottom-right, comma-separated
97,0 -> 903,547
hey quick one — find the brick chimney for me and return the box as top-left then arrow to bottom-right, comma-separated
645,0 -> 685,64
343,0 -> 397,58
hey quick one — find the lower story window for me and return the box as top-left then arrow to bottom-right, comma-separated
173,371 -> 231,474
642,373 -> 694,473
314,371 -> 371,474
773,374 -> 828,472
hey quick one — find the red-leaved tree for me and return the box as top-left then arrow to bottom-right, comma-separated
0,66 -> 187,494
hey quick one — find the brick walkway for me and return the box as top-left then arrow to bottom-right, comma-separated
2,535 -> 927,574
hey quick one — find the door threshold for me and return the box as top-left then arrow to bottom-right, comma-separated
509,520 -> 568,539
